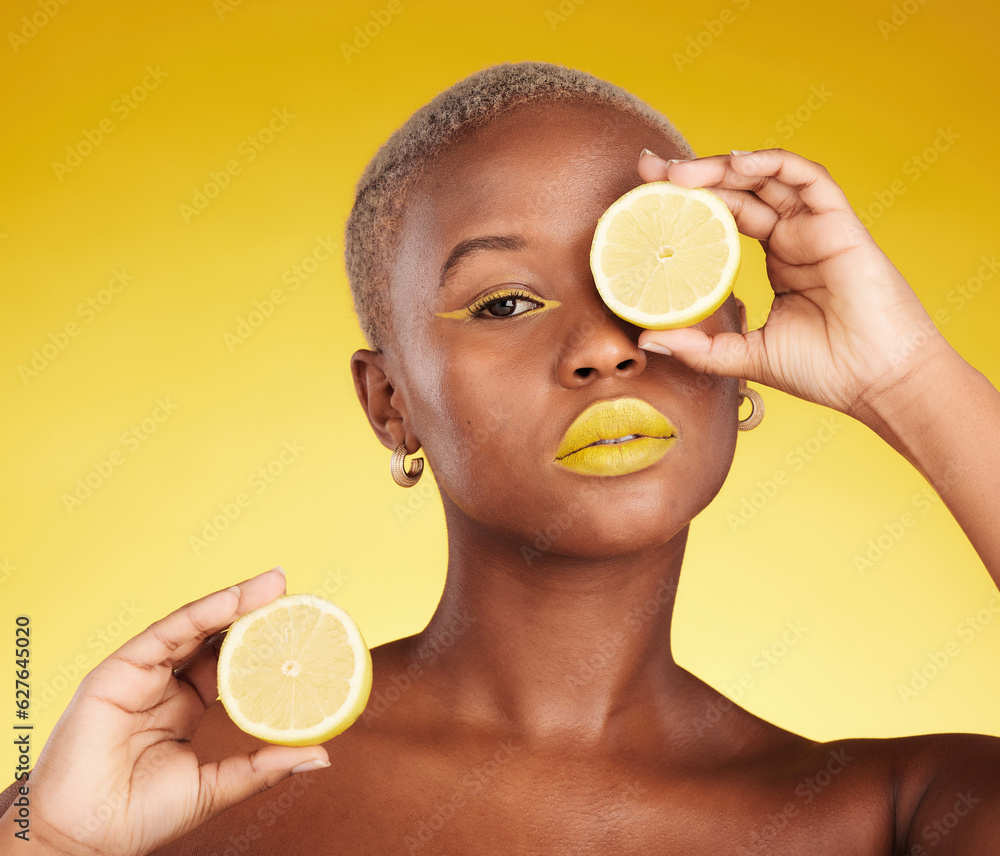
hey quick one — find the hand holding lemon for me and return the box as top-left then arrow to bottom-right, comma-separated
0,569 -> 343,856
627,148 -> 954,420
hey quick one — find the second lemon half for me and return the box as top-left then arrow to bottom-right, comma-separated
218,593 -> 372,746
590,181 -> 740,330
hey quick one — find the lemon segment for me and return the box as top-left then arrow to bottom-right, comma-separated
590,181 -> 741,329
218,593 -> 373,746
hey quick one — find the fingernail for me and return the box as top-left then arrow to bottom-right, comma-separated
227,585 -> 242,598
730,149 -> 753,156
666,158 -> 691,166
639,147 -> 661,159
271,566 -> 286,577
640,342 -> 672,356
291,759 -> 330,774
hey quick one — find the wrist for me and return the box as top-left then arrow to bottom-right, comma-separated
0,808 -> 101,856
849,335 -> 968,463
0,813 -> 66,856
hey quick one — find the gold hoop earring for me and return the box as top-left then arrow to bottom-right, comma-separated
390,443 -> 424,487
738,381 -> 764,431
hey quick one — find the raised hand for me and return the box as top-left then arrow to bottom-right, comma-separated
636,148 -> 955,418
0,568 -> 329,856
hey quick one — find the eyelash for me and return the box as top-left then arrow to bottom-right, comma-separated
466,288 -> 544,319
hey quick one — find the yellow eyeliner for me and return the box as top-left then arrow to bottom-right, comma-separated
435,288 -> 560,320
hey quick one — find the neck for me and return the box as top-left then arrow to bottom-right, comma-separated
414,498 -> 704,743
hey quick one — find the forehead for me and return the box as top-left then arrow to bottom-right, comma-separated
390,100 -> 686,295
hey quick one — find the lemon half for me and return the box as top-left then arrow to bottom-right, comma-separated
218,594 -> 372,746
590,181 -> 741,329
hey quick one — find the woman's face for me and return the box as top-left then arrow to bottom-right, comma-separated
376,99 -> 740,558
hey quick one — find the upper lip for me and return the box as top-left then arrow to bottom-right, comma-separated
555,397 -> 677,459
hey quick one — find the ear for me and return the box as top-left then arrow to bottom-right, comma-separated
350,349 -> 418,453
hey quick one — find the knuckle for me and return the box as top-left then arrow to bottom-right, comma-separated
812,160 -> 831,178
245,750 -> 277,791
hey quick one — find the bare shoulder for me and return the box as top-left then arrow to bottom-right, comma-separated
885,731 -> 1000,854
813,730 -> 1000,854
676,707 -> 998,855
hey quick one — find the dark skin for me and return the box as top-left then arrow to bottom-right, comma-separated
4,101 -> 1000,855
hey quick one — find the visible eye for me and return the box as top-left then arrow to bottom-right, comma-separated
468,289 -> 545,319
435,288 -> 560,322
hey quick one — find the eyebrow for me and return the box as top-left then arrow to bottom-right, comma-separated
438,235 -> 529,288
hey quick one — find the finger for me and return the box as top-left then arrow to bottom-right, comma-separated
710,188 -> 780,241
637,151 -> 780,241
636,149 -> 679,182
641,149 -> 850,218
639,151 -> 766,195
196,745 -> 331,823
173,633 -> 225,709
671,156 -> 806,218
639,327 -> 766,382
90,568 -> 287,712
728,149 -> 852,214
106,630 -> 224,742
119,567 -> 286,670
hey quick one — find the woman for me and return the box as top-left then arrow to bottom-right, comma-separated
3,61 -> 998,854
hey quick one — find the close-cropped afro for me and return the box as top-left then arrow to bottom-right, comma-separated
343,61 -> 695,351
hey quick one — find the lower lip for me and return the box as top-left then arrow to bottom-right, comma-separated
555,436 -> 676,477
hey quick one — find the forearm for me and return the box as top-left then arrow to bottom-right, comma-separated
855,338 -> 1000,583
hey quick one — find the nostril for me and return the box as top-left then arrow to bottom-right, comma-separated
616,359 -> 636,371
574,367 -> 593,379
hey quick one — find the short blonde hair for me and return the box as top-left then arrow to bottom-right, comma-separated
343,60 -> 694,350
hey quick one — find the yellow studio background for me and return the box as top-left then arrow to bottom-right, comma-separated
2,0 -> 998,778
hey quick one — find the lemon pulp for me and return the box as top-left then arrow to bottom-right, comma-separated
218,593 -> 372,746
590,181 -> 741,329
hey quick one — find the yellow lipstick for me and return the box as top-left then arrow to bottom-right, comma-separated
555,397 -> 677,477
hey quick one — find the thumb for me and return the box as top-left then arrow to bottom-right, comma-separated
638,327 -> 763,380
198,744 -> 330,819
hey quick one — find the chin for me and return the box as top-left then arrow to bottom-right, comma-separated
559,467 -> 726,554
548,494 -> 696,560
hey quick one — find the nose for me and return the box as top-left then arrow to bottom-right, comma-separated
555,301 -> 648,388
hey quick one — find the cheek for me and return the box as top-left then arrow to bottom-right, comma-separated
406,348 -> 535,509
642,369 -> 739,510
698,373 -> 740,449
683,373 -> 740,482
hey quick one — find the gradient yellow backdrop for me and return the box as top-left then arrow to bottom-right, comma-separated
3,0 -> 999,777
